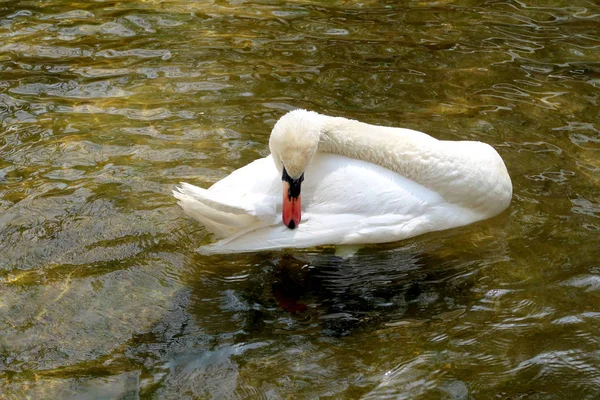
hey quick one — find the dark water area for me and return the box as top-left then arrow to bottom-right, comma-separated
1,0 -> 600,398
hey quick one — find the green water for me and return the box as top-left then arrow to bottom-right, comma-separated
1,0 -> 600,398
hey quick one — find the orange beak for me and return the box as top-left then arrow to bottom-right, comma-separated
282,168 -> 303,229
282,181 -> 301,229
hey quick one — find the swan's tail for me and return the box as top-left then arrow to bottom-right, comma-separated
173,183 -> 261,238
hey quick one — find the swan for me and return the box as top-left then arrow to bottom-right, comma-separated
173,110 -> 512,253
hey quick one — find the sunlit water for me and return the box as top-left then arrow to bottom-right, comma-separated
1,0 -> 600,398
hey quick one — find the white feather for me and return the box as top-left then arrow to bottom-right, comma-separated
174,110 -> 512,253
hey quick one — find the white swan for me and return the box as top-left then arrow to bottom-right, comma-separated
173,110 -> 512,253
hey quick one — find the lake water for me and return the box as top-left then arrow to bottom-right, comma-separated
1,0 -> 600,398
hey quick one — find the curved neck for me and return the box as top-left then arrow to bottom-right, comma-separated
314,115 -> 510,214
317,115 -> 440,185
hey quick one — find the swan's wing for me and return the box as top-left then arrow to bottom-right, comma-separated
198,154 -> 481,253
199,206 -> 477,254
173,157 -> 280,238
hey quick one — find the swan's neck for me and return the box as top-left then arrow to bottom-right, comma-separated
318,116 -> 438,183
316,115 -> 511,214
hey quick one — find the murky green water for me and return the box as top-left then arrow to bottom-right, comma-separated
1,0 -> 600,398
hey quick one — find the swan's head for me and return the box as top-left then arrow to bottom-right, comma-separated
269,109 -> 324,229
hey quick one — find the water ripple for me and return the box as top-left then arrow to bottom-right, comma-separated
10,80 -> 131,98
1,0 -> 600,398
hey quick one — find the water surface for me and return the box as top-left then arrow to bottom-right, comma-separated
1,0 -> 600,398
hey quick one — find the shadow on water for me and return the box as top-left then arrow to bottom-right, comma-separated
185,244 -> 483,339
123,241 -> 499,398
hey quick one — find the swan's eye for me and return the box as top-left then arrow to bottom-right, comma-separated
282,166 -> 290,182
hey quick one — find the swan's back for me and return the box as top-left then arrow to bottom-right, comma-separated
176,153 -> 495,253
